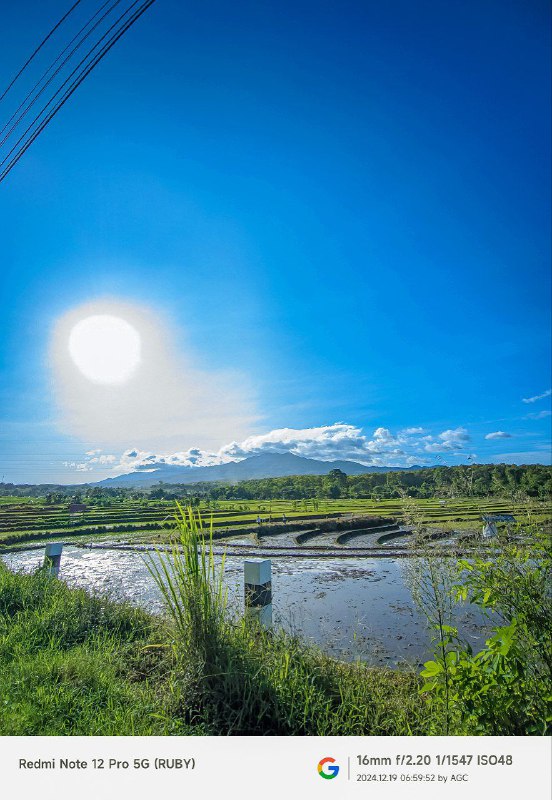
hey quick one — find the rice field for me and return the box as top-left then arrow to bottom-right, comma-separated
0,494 -> 549,550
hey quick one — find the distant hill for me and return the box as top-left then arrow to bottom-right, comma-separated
97,451 -> 424,487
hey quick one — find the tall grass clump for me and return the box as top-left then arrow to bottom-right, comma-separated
402,497 -> 459,734
145,503 -> 227,669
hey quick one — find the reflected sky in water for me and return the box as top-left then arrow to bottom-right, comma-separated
2,547 -> 491,667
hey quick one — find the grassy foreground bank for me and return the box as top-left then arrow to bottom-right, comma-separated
0,562 -> 427,735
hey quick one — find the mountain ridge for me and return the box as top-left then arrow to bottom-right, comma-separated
97,451 -> 425,487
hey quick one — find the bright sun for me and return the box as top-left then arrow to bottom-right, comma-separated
68,314 -> 141,385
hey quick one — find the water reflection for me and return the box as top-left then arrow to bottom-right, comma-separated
2,546 -> 489,667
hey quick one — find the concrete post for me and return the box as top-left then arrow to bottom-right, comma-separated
482,522 -> 498,539
43,543 -> 63,577
244,559 -> 272,628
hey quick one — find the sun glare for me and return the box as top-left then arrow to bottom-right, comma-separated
68,314 -> 141,385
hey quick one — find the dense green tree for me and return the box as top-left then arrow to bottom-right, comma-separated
1,464 -> 550,502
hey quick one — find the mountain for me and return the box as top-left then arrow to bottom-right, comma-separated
96,452 -> 424,487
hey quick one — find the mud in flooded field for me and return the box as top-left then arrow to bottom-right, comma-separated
2,546 -> 491,667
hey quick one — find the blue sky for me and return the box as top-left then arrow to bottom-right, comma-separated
0,0 -> 550,484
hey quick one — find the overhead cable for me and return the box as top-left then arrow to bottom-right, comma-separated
0,0 -> 83,103
0,0 -> 121,146
0,0 -> 157,184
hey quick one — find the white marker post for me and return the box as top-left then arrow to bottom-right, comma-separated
244,559 -> 272,628
43,543 -> 63,577
482,522 -> 498,539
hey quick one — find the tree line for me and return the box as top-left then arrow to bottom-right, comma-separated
205,464 -> 552,501
1,463 -> 550,502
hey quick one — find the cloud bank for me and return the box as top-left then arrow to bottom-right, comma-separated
421,427 -> 470,453
71,422 -> 479,477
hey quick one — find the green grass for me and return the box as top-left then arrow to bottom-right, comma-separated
1,495 -> 550,549
0,560 -> 431,735
0,496 -> 41,505
0,563 -> 186,735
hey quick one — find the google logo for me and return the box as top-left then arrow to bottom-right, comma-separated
318,757 -> 340,779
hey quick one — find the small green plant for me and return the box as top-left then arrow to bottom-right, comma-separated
402,494 -> 458,733
418,525 -> 552,734
406,550 -> 458,733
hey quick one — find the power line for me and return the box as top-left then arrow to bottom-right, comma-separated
0,0 -> 157,184
0,0 -> 83,103
0,0 -> 121,147
0,0 -> 145,167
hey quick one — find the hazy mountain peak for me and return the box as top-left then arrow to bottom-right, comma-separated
97,451 -> 423,487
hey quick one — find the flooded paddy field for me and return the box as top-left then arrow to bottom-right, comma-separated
2,544 -> 491,668
4,496 -> 543,669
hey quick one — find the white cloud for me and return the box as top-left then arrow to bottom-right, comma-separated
219,423 -> 379,462
63,461 -> 93,472
439,427 -> 470,444
423,427 -> 470,453
88,454 -> 117,465
78,422 -> 455,476
99,446 -> 224,475
522,389 -> 551,404
485,431 -> 513,440
372,427 -> 397,444
423,441 -> 447,453
525,410 -> 551,420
